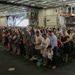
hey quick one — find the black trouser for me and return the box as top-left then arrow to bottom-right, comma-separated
30,44 -> 35,57
47,58 -> 52,67
52,47 -> 57,66
20,43 -> 26,55
10,43 -> 12,52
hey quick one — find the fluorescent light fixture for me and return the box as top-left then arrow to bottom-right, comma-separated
43,7 -> 47,8
17,0 -> 29,3
22,7 -> 25,9
68,3 -> 71,5
73,3 -> 75,4
42,1 -> 48,3
11,1 -> 15,3
31,4 -> 35,6
4,11 -> 7,13
63,0 -> 66,1
59,0 -> 66,1
25,0 -> 29,1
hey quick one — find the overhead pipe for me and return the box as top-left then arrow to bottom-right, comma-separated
0,1 -> 43,9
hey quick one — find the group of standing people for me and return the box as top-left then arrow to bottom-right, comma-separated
0,26 -> 75,69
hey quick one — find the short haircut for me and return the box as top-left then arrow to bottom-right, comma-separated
47,45 -> 52,49
36,31 -> 39,33
48,30 -> 52,33
42,33 -> 47,36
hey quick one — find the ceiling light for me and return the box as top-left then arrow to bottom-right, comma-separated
59,0 -> 66,1
43,7 -> 47,8
63,0 -> 66,1
25,0 -> 29,1
11,1 -> 15,3
22,8 -> 25,9
73,3 -> 75,4
42,1 -> 48,3
31,4 -> 35,6
68,4 -> 71,5
4,11 -> 7,13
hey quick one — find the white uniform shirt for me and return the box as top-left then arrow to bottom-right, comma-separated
41,37 -> 50,49
41,37 -> 50,57
35,35 -> 42,50
47,50 -> 53,59
69,33 -> 74,40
